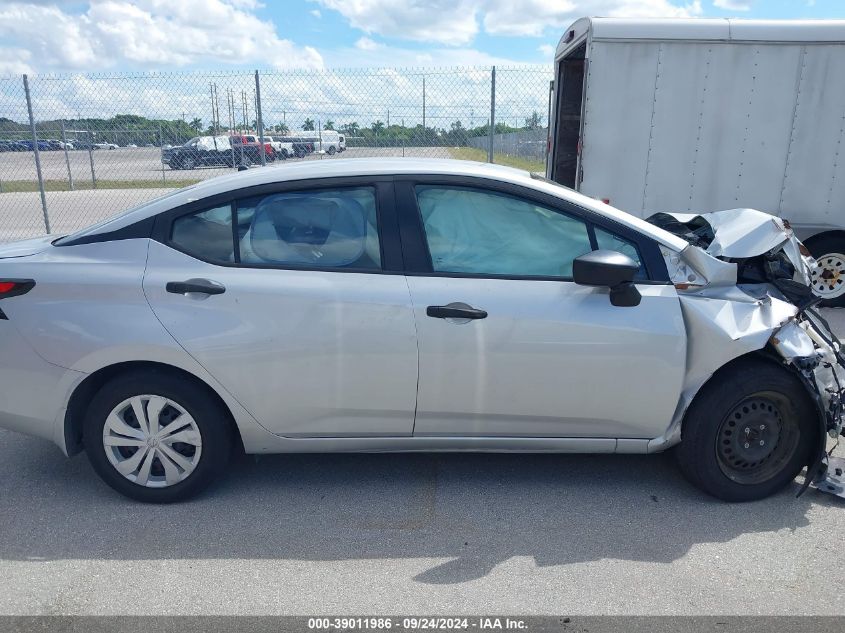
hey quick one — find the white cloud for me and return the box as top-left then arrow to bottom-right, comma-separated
538,44 -> 556,58
713,0 -> 751,10
310,9 -> 322,18
0,0 -> 324,73
355,37 -> 382,51
314,0 -> 481,46
313,0 -> 703,43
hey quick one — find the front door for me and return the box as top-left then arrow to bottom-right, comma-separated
397,180 -> 687,440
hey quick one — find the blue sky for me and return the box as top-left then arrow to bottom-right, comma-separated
0,0 -> 843,74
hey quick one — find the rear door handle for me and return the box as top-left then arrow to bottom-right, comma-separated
166,278 -> 226,296
426,304 -> 488,320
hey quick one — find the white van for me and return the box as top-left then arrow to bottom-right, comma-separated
303,131 -> 345,155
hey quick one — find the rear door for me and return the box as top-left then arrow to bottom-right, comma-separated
143,177 -> 419,437
395,176 -> 687,441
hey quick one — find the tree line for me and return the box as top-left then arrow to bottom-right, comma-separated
0,110 -> 545,147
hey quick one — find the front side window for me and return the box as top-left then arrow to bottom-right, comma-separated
415,186 -> 592,278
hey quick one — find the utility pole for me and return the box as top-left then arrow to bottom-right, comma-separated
242,90 -> 249,131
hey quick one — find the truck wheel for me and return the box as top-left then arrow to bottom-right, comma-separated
279,150 -> 288,160
327,146 -> 336,155
675,359 -> 816,502
806,234 -> 845,307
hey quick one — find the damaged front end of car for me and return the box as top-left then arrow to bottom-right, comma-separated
647,208 -> 845,498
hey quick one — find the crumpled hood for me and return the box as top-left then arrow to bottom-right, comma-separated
650,208 -> 792,258
648,208 -> 814,291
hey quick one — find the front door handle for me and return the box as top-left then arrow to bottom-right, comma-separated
426,304 -> 488,320
166,278 -> 226,296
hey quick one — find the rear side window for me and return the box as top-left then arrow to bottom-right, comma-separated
169,187 -> 382,271
171,204 -> 234,263
238,187 -> 381,269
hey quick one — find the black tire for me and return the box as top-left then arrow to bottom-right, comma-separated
83,370 -> 232,503
183,157 -> 196,170
804,234 -> 845,307
327,146 -> 336,155
279,150 -> 288,160
675,358 -> 816,502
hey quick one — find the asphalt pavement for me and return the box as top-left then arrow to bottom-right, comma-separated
1,422 -> 844,615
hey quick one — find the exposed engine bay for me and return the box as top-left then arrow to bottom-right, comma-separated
647,209 -> 845,498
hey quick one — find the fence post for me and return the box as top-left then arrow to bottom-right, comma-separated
60,119 -> 74,191
159,124 -> 166,184
254,70 -> 266,166
23,74 -> 50,233
422,76 -> 426,145
87,130 -> 96,189
545,79 -> 554,174
488,66 -> 496,164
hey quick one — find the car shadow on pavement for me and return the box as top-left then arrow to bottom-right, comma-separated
0,430 -> 839,585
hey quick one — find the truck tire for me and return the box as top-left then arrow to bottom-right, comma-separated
805,234 -> 845,307
675,358 -> 816,502
327,146 -> 336,155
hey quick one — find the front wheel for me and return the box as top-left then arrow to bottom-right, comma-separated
675,359 -> 816,502
327,146 -> 336,155
805,234 -> 845,307
83,371 -> 232,502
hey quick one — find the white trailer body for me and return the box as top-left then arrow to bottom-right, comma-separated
547,18 -> 845,302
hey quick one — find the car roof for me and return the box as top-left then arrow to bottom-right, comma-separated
61,158 -> 688,250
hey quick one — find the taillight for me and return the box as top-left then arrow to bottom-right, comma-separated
0,279 -> 35,299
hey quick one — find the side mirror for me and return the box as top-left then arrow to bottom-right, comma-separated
573,250 -> 642,307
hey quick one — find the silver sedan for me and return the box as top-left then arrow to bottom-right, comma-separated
0,158 -> 842,502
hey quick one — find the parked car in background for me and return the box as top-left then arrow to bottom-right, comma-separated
547,17 -> 845,305
45,139 -> 74,150
163,135 -> 235,170
230,134 -> 276,164
93,142 -> 119,150
284,136 -> 315,157
14,140 -> 51,151
0,158 -> 842,504
268,136 -> 294,159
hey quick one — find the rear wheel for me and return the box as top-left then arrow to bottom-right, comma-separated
83,371 -> 232,503
327,146 -> 336,155
806,234 -> 845,307
676,359 -> 816,502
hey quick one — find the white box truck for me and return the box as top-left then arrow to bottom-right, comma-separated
547,18 -> 845,304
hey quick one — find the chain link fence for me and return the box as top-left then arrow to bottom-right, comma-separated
0,66 -> 552,242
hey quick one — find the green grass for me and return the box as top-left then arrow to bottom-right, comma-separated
0,179 -> 201,193
448,146 -> 546,173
